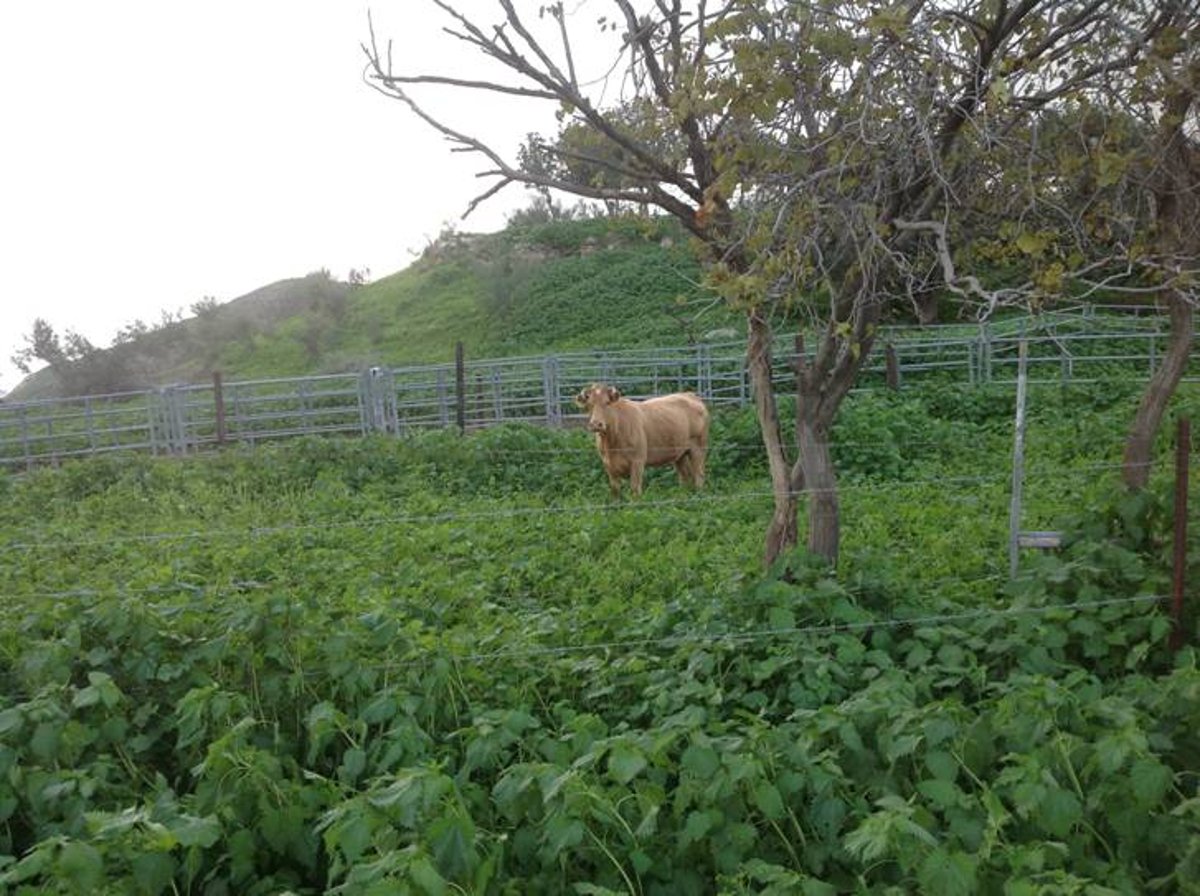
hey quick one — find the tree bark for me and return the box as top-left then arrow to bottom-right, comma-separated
1122,294 -> 1194,489
747,310 -> 798,567
1122,49 -> 1199,490
795,412 -> 839,563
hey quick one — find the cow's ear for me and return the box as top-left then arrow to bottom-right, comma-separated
574,388 -> 590,408
607,386 -> 622,402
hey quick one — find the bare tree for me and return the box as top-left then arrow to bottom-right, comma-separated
364,0 -> 1174,565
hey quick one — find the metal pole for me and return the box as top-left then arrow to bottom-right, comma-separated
85,396 -> 97,453
1170,417 -> 1191,652
1008,338 -> 1029,578
455,341 -> 466,435
437,369 -> 450,428
213,371 -> 227,445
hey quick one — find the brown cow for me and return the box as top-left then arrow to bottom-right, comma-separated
574,383 -> 709,498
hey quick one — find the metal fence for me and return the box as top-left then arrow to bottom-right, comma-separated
1,307 -> 1193,469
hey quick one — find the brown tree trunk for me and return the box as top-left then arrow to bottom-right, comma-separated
795,412 -> 839,563
746,310 -> 798,567
1124,52 -> 1199,490
1123,294 -> 1194,489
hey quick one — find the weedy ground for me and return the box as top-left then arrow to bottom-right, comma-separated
1,380 -> 1198,894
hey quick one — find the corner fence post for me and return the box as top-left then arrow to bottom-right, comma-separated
1170,417 -> 1191,652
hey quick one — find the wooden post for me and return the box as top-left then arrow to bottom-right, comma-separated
1008,338 -> 1029,578
213,371 -> 227,445
1170,417 -> 1191,652
454,341 -> 465,435
885,344 -> 901,390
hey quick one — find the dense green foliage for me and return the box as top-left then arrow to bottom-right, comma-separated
1,383 -> 1198,893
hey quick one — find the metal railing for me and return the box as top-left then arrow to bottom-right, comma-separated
1,308 -> 1192,468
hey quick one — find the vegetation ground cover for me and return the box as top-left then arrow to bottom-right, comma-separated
0,381 -> 1198,893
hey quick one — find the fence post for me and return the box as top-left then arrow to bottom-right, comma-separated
152,387 -> 185,456
357,369 -> 371,435
542,356 -> 560,425
696,343 -> 713,400
167,386 -> 189,455
490,367 -> 503,422
20,405 -> 32,470
885,344 -> 901,391
213,371 -> 227,445
982,323 -> 993,382
455,342 -> 466,435
437,369 -> 450,428
1170,417 -> 1191,652
1008,338 -> 1029,578
360,367 -> 399,435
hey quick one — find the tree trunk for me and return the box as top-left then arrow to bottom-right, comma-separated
795,413 -> 839,563
1123,52 -> 1198,490
1122,294 -> 1193,490
746,310 -> 799,567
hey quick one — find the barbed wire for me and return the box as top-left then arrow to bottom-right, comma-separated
0,593 -> 1170,705
444,594 -> 1167,665
0,565 -> 1009,612
0,457 -> 1168,554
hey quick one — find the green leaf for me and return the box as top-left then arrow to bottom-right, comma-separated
332,812 -> 373,864
1038,787 -> 1082,837
1129,758 -> 1172,809
753,782 -> 786,821
131,852 -> 175,896
607,741 -> 647,785
886,733 -> 922,764
681,743 -> 721,778
261,805 -> 306,855
408,854 -> 448,895
228,828 -> 257,882
918,848 -> 977,896
171,814 -> 222,848
340,747 -> 367,784
924,750 -> 958,782
543,815 -> 584,858
0,707 -> 23,737
917,779 -> 962,810
682,809 -> 722,845
428,813 -> 475,880
30,723 -> 60,762
56,841 -> 103,890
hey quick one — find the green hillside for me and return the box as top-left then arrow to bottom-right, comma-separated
9,216 -> 737,400
218,216 -> 731,378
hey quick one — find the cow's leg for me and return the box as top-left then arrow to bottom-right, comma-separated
675,452 -> 692,485
692,440 -> 707,489
608,472 -> 622,500
630,461 -> 645,497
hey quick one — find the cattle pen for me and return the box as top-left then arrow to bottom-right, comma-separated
1,306 -> 1193,469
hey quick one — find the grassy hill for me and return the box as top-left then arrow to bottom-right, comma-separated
9,216 -> 737,400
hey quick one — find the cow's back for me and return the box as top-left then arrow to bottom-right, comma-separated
638,392 -> 708,463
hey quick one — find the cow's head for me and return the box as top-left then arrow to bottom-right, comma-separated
575,383 -> 622,433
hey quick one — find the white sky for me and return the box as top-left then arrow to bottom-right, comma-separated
0,1 -> 605,395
